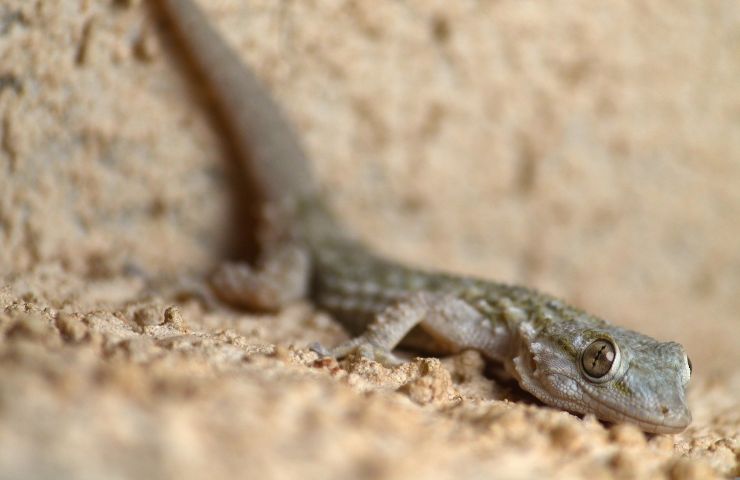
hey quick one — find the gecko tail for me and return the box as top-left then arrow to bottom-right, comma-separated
158,0 -> 328,228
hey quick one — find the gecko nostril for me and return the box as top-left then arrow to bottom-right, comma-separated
660,405 -> 669,415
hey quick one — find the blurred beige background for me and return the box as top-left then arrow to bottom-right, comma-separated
0,0 -> 737,478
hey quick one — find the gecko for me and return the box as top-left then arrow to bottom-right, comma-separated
157,0 -> 692,434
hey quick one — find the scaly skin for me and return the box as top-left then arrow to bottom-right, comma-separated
159,0 -> 692,434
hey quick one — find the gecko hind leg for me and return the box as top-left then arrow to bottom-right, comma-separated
211,242 -> 310,310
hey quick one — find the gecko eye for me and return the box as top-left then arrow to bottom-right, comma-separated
581,339 -> 619,381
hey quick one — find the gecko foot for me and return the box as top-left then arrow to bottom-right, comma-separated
210,243 -> 309,310
310,340 -> 405,367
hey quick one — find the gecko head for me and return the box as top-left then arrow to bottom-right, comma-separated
509,306 -> 692,434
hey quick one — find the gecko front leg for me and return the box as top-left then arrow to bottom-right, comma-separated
321,292 -> 509,366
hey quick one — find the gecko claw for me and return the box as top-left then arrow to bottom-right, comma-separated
309,341 -> 332,358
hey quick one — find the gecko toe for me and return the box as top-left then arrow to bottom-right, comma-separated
328,337 -> 405,367
309,341 -> 332,357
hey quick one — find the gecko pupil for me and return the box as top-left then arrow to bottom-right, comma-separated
581,339 -> 616,378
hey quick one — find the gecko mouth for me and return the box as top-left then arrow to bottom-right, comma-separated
540,369 -> 691,434
579,383 -> 691,434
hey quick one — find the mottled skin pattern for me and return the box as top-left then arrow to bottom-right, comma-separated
160,0 -> 692,434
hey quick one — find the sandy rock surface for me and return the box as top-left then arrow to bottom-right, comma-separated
0,1 -> 738,479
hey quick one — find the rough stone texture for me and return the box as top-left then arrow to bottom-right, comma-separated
0,0 -> 738,479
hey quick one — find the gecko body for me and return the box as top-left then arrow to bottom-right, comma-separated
159,0 -> 692,434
